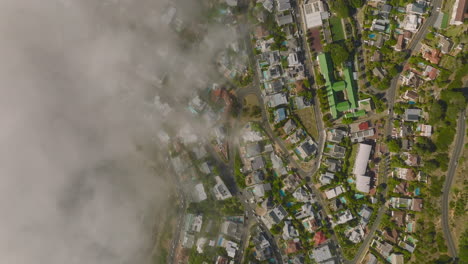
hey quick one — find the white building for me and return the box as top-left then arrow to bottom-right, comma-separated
303,0 -> 327,29
213,176 -> 233,200
356,175 -> 371,193
402,14 -> 420,32
325,185 -> 345,199
353,143 -> 372,176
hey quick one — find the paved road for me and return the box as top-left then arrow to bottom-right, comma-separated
351,1 -> 443,263
441,109 -> 466,260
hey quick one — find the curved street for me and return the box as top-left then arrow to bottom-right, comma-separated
441,109 -> 466,260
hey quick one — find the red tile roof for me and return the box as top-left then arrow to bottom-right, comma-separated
358,121 -> 370,131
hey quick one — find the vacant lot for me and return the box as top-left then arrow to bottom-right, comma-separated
295,107 -> 319,140
329,16 -> 345,42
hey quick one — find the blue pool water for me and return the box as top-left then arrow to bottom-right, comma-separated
327,144 -> 334,148
280,190 -> 286,197
415,187 -> 421,196
347,178 -> 354,183
369,33 -> 376,39
340,197 -> 347,204
409,101 -> 416,104
354,194 -> 365,199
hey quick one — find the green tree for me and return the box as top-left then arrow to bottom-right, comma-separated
329,0 -> 350,17
324,44 -> 349,67
387,138 -> 402,152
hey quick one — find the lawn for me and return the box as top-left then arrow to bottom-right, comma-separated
329,16 -> 345,42
441,13 -> 449,29
295,107 -> 319,140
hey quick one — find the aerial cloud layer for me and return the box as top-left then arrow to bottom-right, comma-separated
0,0 -> 231,263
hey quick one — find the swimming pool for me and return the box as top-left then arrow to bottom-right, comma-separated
369,33 -> 376,39
354,194 -> 365,199
339,197 -> 347,204
347,178 -> 354,183
415,187 -> 421,196
280,190 -> 286,197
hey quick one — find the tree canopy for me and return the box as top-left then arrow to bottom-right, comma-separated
324,43 -> 350,67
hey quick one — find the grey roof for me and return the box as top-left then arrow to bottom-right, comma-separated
381,4 -> 393,14
410,3 -> 425,14
251,156 -> 266,170
283,119 -> 297,134
312,244 -> 333,262
276,13 -> 294,26
356,175 -> 371,193
404,108 -> 421,122
246,142 -> 262,157
276,0 -> 291,11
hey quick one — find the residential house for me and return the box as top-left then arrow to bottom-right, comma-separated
194,183 -> 207,202
283,220 -> 300,240
213,176 -> 233,200
384,228 -> 399,244
335,209 -> 354,225
373,67 -> 386,79
380,4 -> 393,18
411,198 -> 423,211
312,244 -> 334,263
327,144 -> 346,159
221,221 -> 242,241
246,142 -> 263,157
276,13 -> 293,26
422,48 -> 441,64
295,203 -> 316,219
372,50 -> 382,62
439,37 -> 453,54
252,183 -> 272,198
391,210 -> 406,227
422,65 -> 440,80
276,0 -> 291,12
296,138 -> 318,159
394,181 -> 409,195
325,185 -> 345,199
405,153 -> 420,166
416,124 -> 432,137
402,90 -> 419,101
274,107 -> 288,123
327,128 -> 347,143
320,172 -> 335,185
372,240 -> 393,258
325,158 -> 342,172
390,253 -> 405,264
359,205 -> 373,226
267,93 -> 288,108
402,14 -> 420,32
293,187 -> 315,203
251,156 -> 266,171
395,34 -> 405,51
283,119 -> 297,135
396,167 -> 416,181
406,2 -> 425,15
404,108 -> 421,122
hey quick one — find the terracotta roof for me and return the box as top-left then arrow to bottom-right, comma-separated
358,121 -> 370,131
454,0 -> 468,23
392,211 -> 406,227
314,231 -> 327,246
422,48 -> 441,64
384,228 -> 399,244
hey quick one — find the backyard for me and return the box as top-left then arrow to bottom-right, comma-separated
329,16 -> 345,42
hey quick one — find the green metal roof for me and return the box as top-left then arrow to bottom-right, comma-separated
332,81 -> 346,92
336,101 -> 351,112
343,67 -> 358,110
